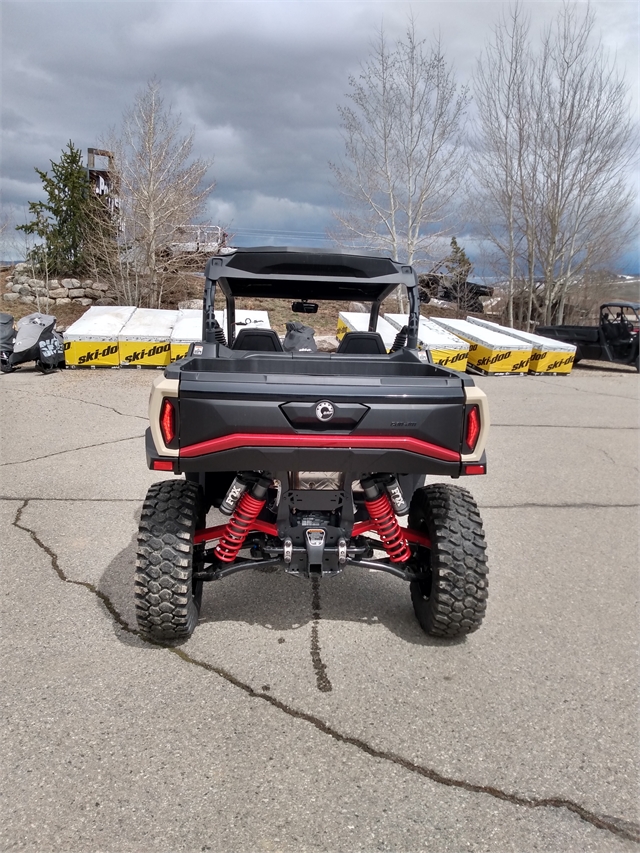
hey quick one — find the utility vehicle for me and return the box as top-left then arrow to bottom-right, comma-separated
537,301 -> 640,371
136,248 -> 490,643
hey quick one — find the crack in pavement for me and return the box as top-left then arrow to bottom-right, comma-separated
0,434 -> 144,467
0,496 -> 142,503
4,496 -> 639,512
482,502 -> 640,510
2,388 -> 148,421
9,500 -> 640,846
310,576 -> 332,692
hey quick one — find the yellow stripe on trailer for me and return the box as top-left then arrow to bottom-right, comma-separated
336,317 -> 349,341
119,308 -> 178,368
119,339 -> 172,367
63,305 -> 136,368
528,349 -> 575,374
63,339 -> 120,367
169,342 -> 191,362
429,347 -> 469,371
431,317 -> 531,375
466,316 -> 576,375
468,340 -> 530,374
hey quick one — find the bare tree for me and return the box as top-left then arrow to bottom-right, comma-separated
472,3 -> 532,326
330,21 -> 469,306
473,1 -> 638,327
87,79 -> 215,307
532,2 -> 637,324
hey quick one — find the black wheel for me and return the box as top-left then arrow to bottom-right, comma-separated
408,484 -> 488,638
135,479 -> 205,643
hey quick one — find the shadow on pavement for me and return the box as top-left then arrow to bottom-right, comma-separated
98,519 -> 463,649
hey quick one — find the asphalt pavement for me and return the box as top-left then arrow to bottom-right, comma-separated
0,360 -> 638,853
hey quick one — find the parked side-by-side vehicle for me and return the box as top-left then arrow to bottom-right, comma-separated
136,248 -> 490,643
537,301 -> 640,371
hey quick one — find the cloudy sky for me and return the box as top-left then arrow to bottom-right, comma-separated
1,0 -> 638,271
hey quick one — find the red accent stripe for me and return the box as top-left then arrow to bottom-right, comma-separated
405,529 -> 432,548
195,520 -> 430,548
180,432 -> 460,462
352,521 -> 431,549
194,519 -> 278,545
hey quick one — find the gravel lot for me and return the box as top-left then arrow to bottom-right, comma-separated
1,360 -> 638,852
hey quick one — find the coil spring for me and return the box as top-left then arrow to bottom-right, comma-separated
214,491 -> 266,563
364,492 -> 411,563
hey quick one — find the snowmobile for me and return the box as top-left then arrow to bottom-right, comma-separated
4,313 -> 65,373
0,312 -> 15,373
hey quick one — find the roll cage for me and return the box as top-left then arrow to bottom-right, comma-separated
203,247 -> 421,350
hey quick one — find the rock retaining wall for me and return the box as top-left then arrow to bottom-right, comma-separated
3,263 -> 118,308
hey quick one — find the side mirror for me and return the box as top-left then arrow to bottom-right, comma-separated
292,301 -> 318,314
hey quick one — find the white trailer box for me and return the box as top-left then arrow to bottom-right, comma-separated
337,311 -> 398,351
64,305 -> 136,367
431,317 -> 532,375
466,317 -> 576,375
384,314 -> 469,371
170,309 -> 225,361
119,308 -> 179,367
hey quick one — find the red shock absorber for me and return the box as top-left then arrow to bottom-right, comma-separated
362,479 -> 412,563
214,480 -> 269,563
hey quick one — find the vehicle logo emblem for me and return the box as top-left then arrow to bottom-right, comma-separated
316,401 -> 334,422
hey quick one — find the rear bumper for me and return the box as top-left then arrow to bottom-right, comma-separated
146,428 -> 466,477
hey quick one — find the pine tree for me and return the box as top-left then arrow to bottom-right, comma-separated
17,141 -> 91,275
443,237 -> 475,312
444,237 -> 472,289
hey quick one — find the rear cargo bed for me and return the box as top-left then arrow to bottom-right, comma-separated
158,349 -> 471,477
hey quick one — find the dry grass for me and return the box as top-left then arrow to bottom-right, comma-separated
217,295 -> 472,336
1,269 -> 88,330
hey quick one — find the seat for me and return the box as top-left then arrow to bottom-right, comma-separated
336,331 -> 387,354
232,328 -> 283,352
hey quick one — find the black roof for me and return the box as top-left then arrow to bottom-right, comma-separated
601,301 -> 640,310
204,247 -> 417,302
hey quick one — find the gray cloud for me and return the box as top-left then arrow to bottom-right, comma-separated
2,0 -> 638,268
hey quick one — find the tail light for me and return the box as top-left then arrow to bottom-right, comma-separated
160,398 -> 176,445
465,405 -> 481,452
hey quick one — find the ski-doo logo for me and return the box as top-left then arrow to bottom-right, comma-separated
437,351 -> 467,367
530,351 -> 548,363
510,358 -> 530,371
77,344 -> 119,364
546,354 -> 574,371
316,401 -> 334,422
476,350 -> 512,367
124,343 -> 171,363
